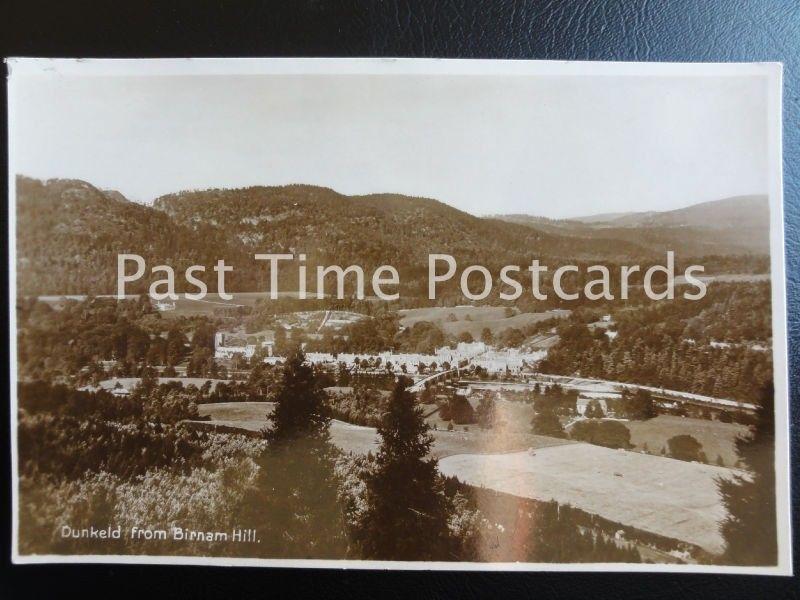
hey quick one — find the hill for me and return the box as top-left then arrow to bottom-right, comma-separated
15,176 -> 257,295
16,177 -> 767,296
496,196 -> 769,255
153,185 -> 650,268
150,184 -> 655,299
581,195 -> 768,230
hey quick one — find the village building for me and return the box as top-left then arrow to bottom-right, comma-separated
472,348 -> 546,374
214,331 -> 275,360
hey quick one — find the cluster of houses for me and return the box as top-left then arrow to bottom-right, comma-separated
302,341 -> 489,374
471,348 -> 548,374
213,327 -> 551,376
214,331 -> 274,360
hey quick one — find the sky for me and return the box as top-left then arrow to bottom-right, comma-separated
9,68 -> 769,219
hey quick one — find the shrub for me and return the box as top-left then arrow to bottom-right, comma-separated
570,420 -> 631,449
667,434 -> 704,462
717,410 -> 734,423
447,396 -> 476,425
531,410 -> 565,438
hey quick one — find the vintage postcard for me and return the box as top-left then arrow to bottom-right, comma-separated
6,58 -> 790,573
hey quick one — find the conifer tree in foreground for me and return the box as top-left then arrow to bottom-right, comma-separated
525,502 -> 640,563
356,376 -> 453,560
717,382 -> 777,565
241,348 -> 348,558
265,348 -> 330,442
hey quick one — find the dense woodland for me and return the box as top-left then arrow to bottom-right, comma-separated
539,283 -> 773,403
16,297 -> 213,381
16,177 -> 260,295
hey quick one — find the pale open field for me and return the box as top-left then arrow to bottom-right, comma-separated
438,444 -> 739,554
161,292 -> 291,318
429,430 -> 571,459
424,396 -> 536,434
195,401 -> 739,553
625,415 -> 748,467
195,402 -> 381,454
398,306 -> 569,338
196,401 -> 567,458
198,401 -> 273,423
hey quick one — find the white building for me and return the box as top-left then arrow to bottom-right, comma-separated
472,348 -> 546,374
301,342 -> 549,376
301,346 -> 484,375
214,332 -> 256,360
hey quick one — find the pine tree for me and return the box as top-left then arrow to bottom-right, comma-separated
266,348 -> 330,443
718,382 -> 777,565
532,408 -> 566,438
525,502 -> 640,563
240,348 -> 348,558
356,376 -> 453,560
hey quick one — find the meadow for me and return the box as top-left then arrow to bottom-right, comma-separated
624,415 -> 748,467
438,444 -> 740,555
195,401 -> 569,458
194,400 -> 743,554
398,306 -> 569,338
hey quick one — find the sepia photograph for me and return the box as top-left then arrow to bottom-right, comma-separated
6,58 -> 790,573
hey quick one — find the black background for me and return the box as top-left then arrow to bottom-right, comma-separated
1,1 -> 798,598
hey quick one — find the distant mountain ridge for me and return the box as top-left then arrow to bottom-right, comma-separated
495,195 -> 769,256
152,184 -> 647,267
16,176 -> 769,296
571,195 -> 769,229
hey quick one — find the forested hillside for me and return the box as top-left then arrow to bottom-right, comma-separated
16,176 -> 770,296
539,282 -> 773,402
16,177 -> 259,295
153,184 -> 653,277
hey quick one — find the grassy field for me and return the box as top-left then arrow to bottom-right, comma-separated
429,430 -> 571,459
195,402 -> 381,454
424,396 -> 535,434
195,401 -> 740,554
198,401 -> 273,424
438,443 -> 739,554
398,306 -> 569,338
625,415 -> 748,467
158,292 -> 309,318
196,401 -> 567,459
